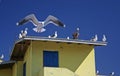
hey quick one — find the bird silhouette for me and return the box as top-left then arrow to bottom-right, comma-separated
72,28 -> 79,39
16,14 -> 65,33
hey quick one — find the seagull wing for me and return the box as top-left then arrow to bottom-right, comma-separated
17,14 -> 39,26
44,15 -> 65,27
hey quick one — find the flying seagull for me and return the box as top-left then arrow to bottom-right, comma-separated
72,28 -> 79,39
16,14 -> 65,33
48,31 -> 57,38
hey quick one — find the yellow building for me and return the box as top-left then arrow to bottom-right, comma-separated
0,36 -> 107,76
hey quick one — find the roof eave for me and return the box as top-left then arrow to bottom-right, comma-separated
16,36 -> 107,46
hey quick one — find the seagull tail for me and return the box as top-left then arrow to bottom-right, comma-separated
33,28 -> 38,32
33,28 -> 46,33
41,28 -> 46,32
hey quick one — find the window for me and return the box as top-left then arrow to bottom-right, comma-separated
43,51 -> 59,67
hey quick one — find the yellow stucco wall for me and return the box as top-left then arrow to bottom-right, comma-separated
75,48 -> 96,76
44,67 -> 77,76
0,68 -> 12,76
24,41 -> 96,76
12,63 -> 17,76
24,44 -> 33,76
12,61 -> 23,76
0,40 -> 96,76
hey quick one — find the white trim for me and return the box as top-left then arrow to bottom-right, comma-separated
16,36 -> 107,46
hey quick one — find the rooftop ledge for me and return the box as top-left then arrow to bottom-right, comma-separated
15,36 -> 107,46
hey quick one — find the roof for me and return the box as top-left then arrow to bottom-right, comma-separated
10,36 -> 107,60
16,36 -> 107,46
0,61 -> 16,69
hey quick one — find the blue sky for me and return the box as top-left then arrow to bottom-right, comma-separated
0,0 -> 120,75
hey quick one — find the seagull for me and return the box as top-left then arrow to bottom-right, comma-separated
19,28 -> 28,38
91,34 -> 98,41
102,34 -> 106,42
0,54 -> 4,59
67,37 -> 70,39
19,33 -> 22,39
48,31 -> 57,38
96,70 -> 99,75
110,72 -> 115,76
16,14 -> 65,33
22,28 -> 28,37
72,28 -> 79,39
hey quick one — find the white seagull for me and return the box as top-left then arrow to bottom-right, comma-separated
22,28 -> 28,37
96,70 -> 99,75
48,31 -> 57,38
0,54 -> 4,59
19,33 -> 22,39
110,72 -> 115,76
91,34 -> 98,41
67,36 -> 70,39
16,14 -> 65,33
19,28 -> 28,38
102,34 -> 106,42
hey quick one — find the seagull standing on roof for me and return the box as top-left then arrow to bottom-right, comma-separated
19,32 -> 23,39
110,72 -> 115,76
16,14 -> 65,33
0,54 -> 4,60
72,28 -> 79,39
22,28 -> 28,37
19,28 -> 28,38
96,70 -> 99,75
91,34 -> 98,41
102,34 -> 106,42
67,37 -> 70,39
48,31 -> 57,38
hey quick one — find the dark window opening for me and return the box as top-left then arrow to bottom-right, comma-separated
43,51 -> 59,67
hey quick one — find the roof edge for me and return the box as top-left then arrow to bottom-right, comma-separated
16,36 -> 107,46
